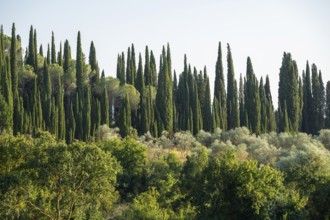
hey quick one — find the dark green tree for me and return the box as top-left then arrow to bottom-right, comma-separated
56,73 -> 65,140
265,75 -> 276,132
203,67 -> 212,131
51,31 -> 56,64
63,40 -> 71,73
119,94 -> 131,137
150,50 -> 157,86
26,25 -> 36,72
245,57 -> 260,134
42,59 -> 52,130
156,45 -> 173,133
57,42 -> 62,66
310,64 -> 323,134
214,42 -> 227,130
83,86 -> 91,141
325,81 -> 330,128
101,86 -> 109,125
89,41 -> 99,87
46,44 -> 50,64
226,44 -> 239,129
116,53 -> 125,85
239,74 -> 247,127
278,53 -> 300,133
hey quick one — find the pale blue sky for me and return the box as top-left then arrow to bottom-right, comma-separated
1,0 -> 329,107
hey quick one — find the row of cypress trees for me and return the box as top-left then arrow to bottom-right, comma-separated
0,23 -> 329,142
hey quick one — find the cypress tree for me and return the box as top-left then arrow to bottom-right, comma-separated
203,67 -> 212,131
245,57 -> 260,134
10,23 -> 18,98
126,47 -> 132,84
39,45 -> 43,57
11,23 -> 22,134
42,59 -> 52,130
278,53 -> 300,132
214,42 -> 227,130
319,71 -> 325,129
144,46 -> 151,86
33,29 -> 38,73
66,103 -> 75,143
51,31 -> 56,64
265,75 -> 276,132
226,44 -> 239,129
32,76 -> 43,132
310,64 -> 322,134
259,77 -> 267,133
130,44 -> 136,86
56,73 -> 66,140
46,44 -> 50,65
136,53 -> 147,133
119,94 -> 131,137
83,85 -> 91,141
27,25 -> 36,71
91,97 -> 101,135
156,45 -> 173,133
212,97 -> 220,131
116,53 -> 125,85
101,86 -> 109,125
63,40 -> 71,73
57,42 -> 62,66
76,31 -> 84,94
150,50 -> 157,86
177,55 -> 190,131
239,74 -> 246,127
325,81 -> 330,128
89,41 -> 99,88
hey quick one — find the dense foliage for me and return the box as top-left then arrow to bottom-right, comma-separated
1,128 -> 330,218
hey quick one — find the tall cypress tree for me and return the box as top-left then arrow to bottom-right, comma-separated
119,94 -> 131,137
203,67 -> 212,131
116,53 -> 125,85
33,29 -> 38,74
57,42 -> 62,66
156,45 -> 173,133
46,44 -> 50,65
126,47 -> 132,84
319,71 -> 325,130
278,53 -> 300,133
214,42 -> 227,130
42,59 -> 52,130
144,46 -> 152,86
11,23 -> 22,134
51,31 -> 56,64
259,77 -> 267,133
130,44 -> 136,86
89,41 -> 99,87
310,64 -> 322,134
226,44 -> 239,129
265,75 -> 276,132
150,50 -> 157,86
245,57 -> 260,134
56,73 -> 66,140
83,85 -> 91,141
136,53 -> 147,134
101,86 -> 109,125
63,40 -> 71,73
27,25 -> 36,71
239,74 -> 247,127
325,81 -> 330,128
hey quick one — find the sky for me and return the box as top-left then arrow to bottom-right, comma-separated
1,0 -> 329,108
